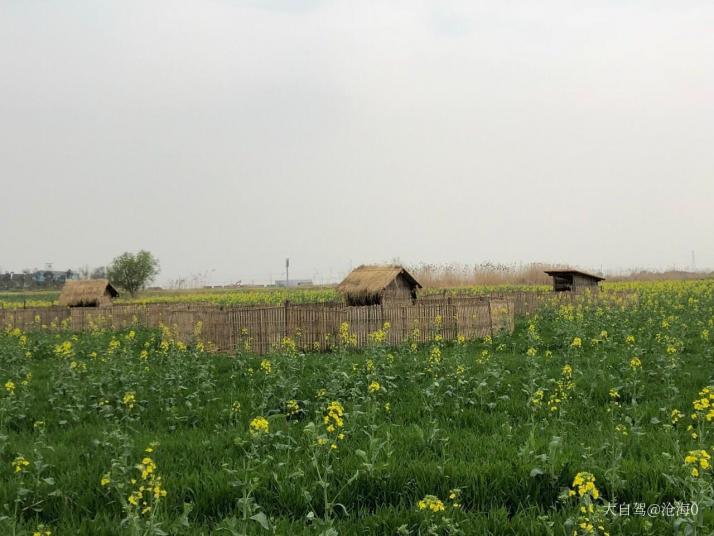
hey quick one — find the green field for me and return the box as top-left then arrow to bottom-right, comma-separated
1,281 -> 713,534
1,284 -> 551,310
0,291 -> 61,309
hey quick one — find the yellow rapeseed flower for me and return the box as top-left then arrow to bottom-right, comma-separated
108,338 -> 121,353
122,391 -> 136,410
323,400 -> 345,434
139,457 -> 157,479
32,525 -> 52,536
684,449 -> 711,478
249,416 -> 269,435
571,472 -> 599,500
286,399 -> 300,416
281,336 -> 297,354
53,340 -> 73,359
562,364 -> 573,378
428,346 -> 442,366
12,455 -> 30,474
338,322 -> 357,347
530,389 -> 544,409
417,495 -> 445,513
4,380 -> 16,395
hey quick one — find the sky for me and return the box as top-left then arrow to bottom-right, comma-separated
1,0 -> 713,285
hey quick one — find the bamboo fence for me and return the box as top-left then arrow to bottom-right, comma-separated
0,290 -> 613,354
1,294 -> 532,353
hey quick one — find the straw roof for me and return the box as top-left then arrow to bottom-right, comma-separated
58,279 -> 119,307
338,265 -> 421,304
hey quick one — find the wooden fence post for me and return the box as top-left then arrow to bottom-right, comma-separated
487,297 -> 494,336
284,300 -> 290,340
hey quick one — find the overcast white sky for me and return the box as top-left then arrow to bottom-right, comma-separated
1,1 -> 713,285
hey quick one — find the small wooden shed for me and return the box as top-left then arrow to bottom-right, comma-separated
544,269 -> 604,293
58,279 -> 119,307
338,265 -> 421,306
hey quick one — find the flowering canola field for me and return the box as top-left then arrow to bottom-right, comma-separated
0,288 -> 339,309
0,283 -> 548,309
1,280 -> 713,535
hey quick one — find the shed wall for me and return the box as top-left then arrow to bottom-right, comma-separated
572,275 -> 600,292
552,275 -> 573,292
382,274 -> 416,303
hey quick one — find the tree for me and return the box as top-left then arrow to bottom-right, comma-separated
77,265 -> 91,279
91,266 -> 107,279
107,250 -> 160,297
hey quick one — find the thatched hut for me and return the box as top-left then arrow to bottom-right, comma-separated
58,279 -> 119,307
338,265 -> 421,306
544,269 -> 604,292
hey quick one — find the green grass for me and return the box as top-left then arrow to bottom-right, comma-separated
0,291 -> 60,308
0,282 -> 549,309
0,281 -> 713,534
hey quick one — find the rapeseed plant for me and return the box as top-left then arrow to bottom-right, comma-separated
417,495 -> 445,512
32,525 -> 52,536
249,416 -> 269,435
684,449 -> 711,478
4,379 -> 15,395
12,455 -> 30,473
122,391 -> 136,410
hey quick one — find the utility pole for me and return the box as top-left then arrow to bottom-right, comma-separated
285,258 -> 290,287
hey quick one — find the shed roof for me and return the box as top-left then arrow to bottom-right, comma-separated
58,279 -> 119,307
338,265 -> 421,301
544,269 -> 605,282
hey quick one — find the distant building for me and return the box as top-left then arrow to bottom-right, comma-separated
0,270 -> 79,291
338,265 -> 421,306
58,279 -> 119,307
274,279 -> 313,288
544,269 -> 604,292
33,270 -> 79,285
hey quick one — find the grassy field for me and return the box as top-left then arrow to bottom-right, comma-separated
1,281 -> 713,535
0,291 -> 61,309
2,284 -> 551,310
0,288 -> 339,309
4,280 -> 711,310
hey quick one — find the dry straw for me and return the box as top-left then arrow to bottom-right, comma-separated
337,265 -> 421,306
58,279 -> 119,307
